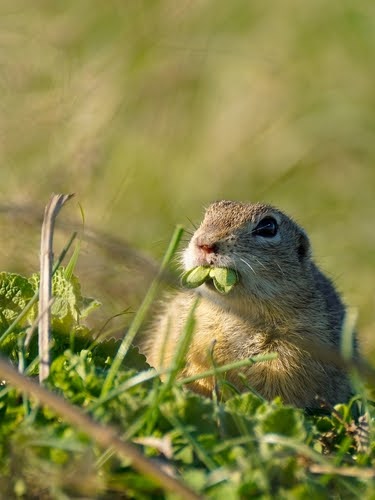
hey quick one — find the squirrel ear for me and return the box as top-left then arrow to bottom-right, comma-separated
297,230 -> 310,261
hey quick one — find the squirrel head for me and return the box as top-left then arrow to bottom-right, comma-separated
183,200 -> 312,302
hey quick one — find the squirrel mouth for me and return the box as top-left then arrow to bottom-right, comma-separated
204,276 -> 215,289
181,266 -> 239,294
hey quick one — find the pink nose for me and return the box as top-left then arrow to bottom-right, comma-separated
198,243 -> 217,254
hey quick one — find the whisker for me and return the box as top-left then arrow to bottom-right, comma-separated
185,216 -> 198,231
238,256 -> 256,275
276,262 -> 285,277
252,256 -> 267,271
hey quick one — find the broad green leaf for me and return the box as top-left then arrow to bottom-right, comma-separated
256,405 -> 306,440
209,267 -> 238,294
0,272 -> 35,330
181,266 -> 238,294
225,392 -> 264,416
181,266 -> 210,288
30,268 -> 100,334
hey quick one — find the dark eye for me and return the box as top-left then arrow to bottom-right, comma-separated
253,217 -> 278,237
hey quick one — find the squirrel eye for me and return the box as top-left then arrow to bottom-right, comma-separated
253,217 -> 278,238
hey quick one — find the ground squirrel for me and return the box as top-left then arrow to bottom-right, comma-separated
145,201 -> 356,409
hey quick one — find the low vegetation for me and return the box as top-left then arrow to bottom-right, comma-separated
0,227 -> 374,499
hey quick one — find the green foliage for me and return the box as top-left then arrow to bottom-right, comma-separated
0,269 -> 374,499
181,266 -> 211,289
0,273 -> 35,328
0,2 -> 374,496
208,268 -> 238,295
181,266 -> 238,294
0,268 -> 100,367
30,268 -> 100,334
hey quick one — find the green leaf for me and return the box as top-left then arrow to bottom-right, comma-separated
181,266 -> 238,294
0,273 -> 35,335
92,340 -> 150,372
30,268 -> 100,334
209,267 -> 238,294
181,266 -> 210,288
256,405 -> 306,440
225,392 -> 264,416
79,296 -> 101,319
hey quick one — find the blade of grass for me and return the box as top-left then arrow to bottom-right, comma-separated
65,202 -> 84,280
142,297 -> 199,435
162,296 -> 199,393
101,224 -> 184,397
340,307 -> 358,361
64,239 -> 81,280
309,464 -> 375,480
177,353 -> 278,387
340,307 -> 369,415
165,412 -> 218,471
88,369 -> 165,412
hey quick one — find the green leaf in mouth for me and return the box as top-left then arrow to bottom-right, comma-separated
181,266 -> 238,294
181,266 -> 211,288
209,267 -> 238,294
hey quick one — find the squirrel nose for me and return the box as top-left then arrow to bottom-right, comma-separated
197,242 -> 218,254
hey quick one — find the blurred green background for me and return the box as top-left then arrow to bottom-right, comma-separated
0,1 -> 374,355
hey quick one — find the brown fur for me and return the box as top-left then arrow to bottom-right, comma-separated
144,201 -> 356,409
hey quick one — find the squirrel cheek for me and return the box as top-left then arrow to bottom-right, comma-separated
182,247 -> 195,270
182,244 -> 206,269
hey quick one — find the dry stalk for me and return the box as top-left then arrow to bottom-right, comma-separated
39,194 -> 74,383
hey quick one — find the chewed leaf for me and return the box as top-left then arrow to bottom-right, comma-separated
181,266 -> 210,288
212,278 -> 236,294
209,267 -> 238,294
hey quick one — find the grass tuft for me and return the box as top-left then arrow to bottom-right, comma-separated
0,222 -> 373,499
